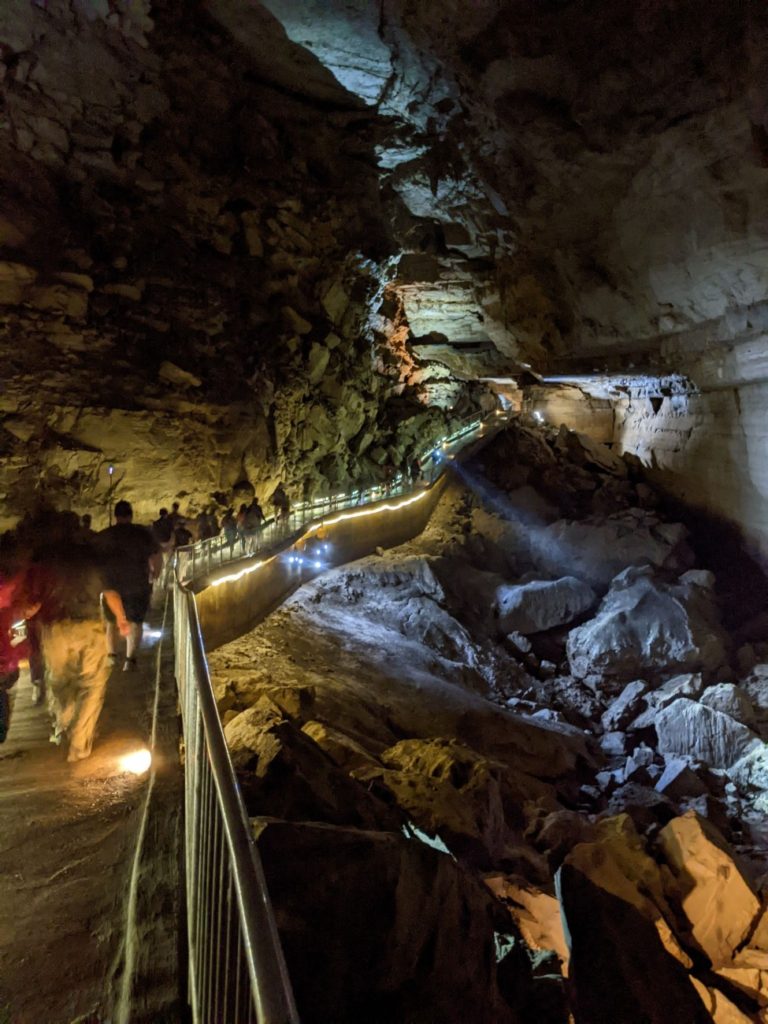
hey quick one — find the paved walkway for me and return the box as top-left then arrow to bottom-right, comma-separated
0,607 -> 183,1024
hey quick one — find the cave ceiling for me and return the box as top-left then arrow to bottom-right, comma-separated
0,0 -> 766,523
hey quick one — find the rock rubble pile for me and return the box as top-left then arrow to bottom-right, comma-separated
209,420 -> 768,1022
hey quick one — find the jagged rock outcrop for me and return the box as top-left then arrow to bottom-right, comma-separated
208,428 -> 768,1021
566,565 -> 728,684
253,818 -> 523,1024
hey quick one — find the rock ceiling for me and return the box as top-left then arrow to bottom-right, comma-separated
0,0 -> 766,523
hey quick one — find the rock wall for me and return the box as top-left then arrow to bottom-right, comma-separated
2,0 -> 767,530
0,1 -> 492,528
527,355 -> 768,564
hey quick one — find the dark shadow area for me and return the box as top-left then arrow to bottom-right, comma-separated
658,491 -> 768,636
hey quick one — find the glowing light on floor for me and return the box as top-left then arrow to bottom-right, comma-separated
119,748 -> 152,775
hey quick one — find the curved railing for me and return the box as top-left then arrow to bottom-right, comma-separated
176,409 -> 502,583
173,403 -> 507,1022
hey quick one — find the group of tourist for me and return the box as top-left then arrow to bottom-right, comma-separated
0,500 -> 161,762
0,481 -> 297,759
0,464 -> 416,761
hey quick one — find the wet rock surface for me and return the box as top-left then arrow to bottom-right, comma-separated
209,423 -> 768,1022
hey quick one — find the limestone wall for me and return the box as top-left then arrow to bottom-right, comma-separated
527,346 -> 768,564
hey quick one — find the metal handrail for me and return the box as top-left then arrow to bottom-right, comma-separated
172,402 -> 507,1022
174,585 -> 299,1024
176,410 -> 493,583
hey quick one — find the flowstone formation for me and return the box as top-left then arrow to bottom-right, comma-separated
210,421 -> 768,1023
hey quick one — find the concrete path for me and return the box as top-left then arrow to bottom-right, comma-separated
0,608 -> 183,1024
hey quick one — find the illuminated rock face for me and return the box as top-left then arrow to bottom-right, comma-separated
1,0 -> 767,537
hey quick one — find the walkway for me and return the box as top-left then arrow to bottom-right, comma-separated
0,605 -> 183,1024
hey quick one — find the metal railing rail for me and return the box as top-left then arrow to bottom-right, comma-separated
174,585 -> 300,1024
176,409 -> 502,583
172,402 -> 508,1022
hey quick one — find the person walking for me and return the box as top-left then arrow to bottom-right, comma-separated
22,524 -> 130,761
244,497 -> 265,552
98,500 -> 162,672
270,483 -> 290,523
221,508 -> 238,555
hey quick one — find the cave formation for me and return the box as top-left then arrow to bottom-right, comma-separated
2,1 -> 768,1022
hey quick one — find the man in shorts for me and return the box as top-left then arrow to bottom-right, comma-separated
98,500 -> 162,671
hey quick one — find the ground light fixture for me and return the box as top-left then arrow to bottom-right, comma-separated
119,748 -> 152,775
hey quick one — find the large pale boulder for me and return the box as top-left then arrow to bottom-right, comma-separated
567,566 -> 727,683
654,699 -> 762,769
494,576 -> 596,635
657,811 -> 760,967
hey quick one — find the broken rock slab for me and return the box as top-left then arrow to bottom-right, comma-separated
655,758 -> 711,802
658,811 -> 760,967
567,566 -> 728,684
253,818 -> 521,1024
556,861 -> 710,1024
494,576 -> 596,635
700,683 -> 756,726
654,698 -> 762,769
601,680 -> 648,732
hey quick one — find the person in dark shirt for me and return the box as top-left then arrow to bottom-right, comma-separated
23,530 -> 129,761
98,500 -> 162,672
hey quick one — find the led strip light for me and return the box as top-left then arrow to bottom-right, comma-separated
206,416 -> 488,589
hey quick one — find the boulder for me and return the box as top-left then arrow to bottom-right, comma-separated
655,758 -> 710,801
742,664 -> 768,718
607,784 -> 677,832
562,814 -> 692,967
556,862 -> 710,1023
225,698 -> 400,830
484,876 -> 569,964
700,684 -> 756,726
652,672 -> 705,708
600,731 -> 628,756
253,818 -> 521,1024
567,566 -> 728,683
534,512 -> 693,591
494,575 -> 596,635
654,699 -> 761,769
730,746 -> 768,794
657,811 -> 760,967
352,737 -> 557,866
601,680 -> 648,732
